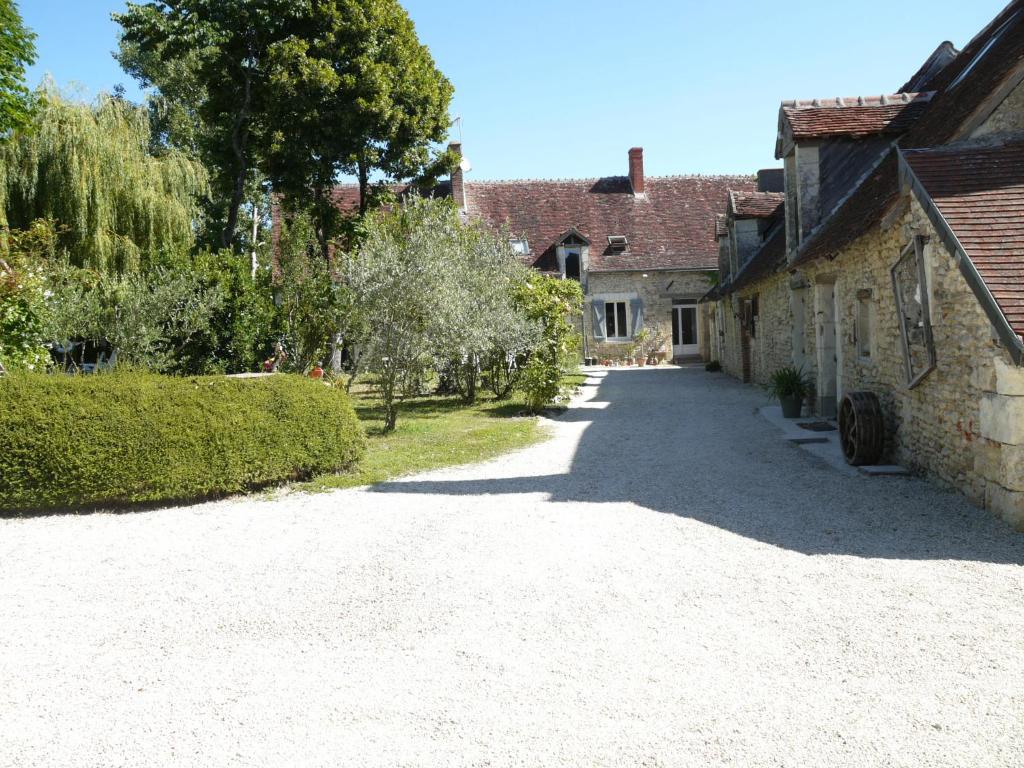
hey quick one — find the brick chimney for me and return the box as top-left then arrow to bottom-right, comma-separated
628,147 -> 645,197
449,141 -> 467,211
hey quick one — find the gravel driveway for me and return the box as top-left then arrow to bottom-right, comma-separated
3,367 -> 1024,767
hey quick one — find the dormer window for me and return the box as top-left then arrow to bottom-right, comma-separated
509,239 -> 530,255
556,228 -> 590,282
607,235 -> 629,252
564,248 -> 581,280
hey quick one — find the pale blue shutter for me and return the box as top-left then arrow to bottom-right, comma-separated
630,298 -> 644,338
592,301 -> 607,340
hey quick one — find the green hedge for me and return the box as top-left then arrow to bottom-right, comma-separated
0,372 -> 366,512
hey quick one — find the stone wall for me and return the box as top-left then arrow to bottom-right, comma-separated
715,271 -> 793,387
977,362 -> 1024,528
742,271 -> 793,386
584,270 -> 712,362
717,296 -> 743,379
796,196 -> 1021,523
973,77 -> 1024,136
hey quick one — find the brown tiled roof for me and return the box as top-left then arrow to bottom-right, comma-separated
904,3 -> 1024,147
465,175 -> 756,272
903,142 -> 1024,337
729,226 -> 787,294
714,214 -> 728,239
730,191 -> 785,219
776,93 -> 934,158
899,41 -> 960,93
325,181 -> 452,212
784,93 -> 934,137
794,1 -> 1024,268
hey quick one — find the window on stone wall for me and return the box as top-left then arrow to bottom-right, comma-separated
856,289 -> 873,359
891,237 -> 936,387
564,250 -> 581,281
605,301 -> 629,339
740,297 -> 758,339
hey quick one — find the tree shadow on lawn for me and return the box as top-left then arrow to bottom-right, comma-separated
354,394 -> 529,437
369,368 -> 1024,565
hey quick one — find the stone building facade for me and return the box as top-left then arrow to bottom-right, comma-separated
448,145 -> 759,364
585,269 -> 712,363
707,2 -> 1024,528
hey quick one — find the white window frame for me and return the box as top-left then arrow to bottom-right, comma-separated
605,300 -> 630,340
509,239 -> 530,255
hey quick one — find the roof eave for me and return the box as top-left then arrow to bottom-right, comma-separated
898,149 -> 1024,366
588,265 -> 717,275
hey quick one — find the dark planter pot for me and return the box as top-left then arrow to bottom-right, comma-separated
780,394 -> 803,418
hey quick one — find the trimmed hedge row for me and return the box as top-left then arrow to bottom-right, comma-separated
0,372 -> 366,512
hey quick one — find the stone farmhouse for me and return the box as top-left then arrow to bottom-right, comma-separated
704,0 -> 1024,528
448,143 -> 775,364
280,147 -> 772,366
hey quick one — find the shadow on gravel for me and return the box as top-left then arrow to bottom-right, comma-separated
370,368 -> 1024,565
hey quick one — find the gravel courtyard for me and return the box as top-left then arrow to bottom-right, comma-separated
3,367 -> 1024,767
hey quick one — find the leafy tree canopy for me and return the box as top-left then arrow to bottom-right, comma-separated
0,87 -> 209,272
115,0 -> 455,252
0,0 -> 36,139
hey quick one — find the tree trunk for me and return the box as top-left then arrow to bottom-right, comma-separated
462,355 -> 478,405
250,201 -> 259,278
330,332 -> 344,374
358,155 -> 369,215
221,47 -> 255,250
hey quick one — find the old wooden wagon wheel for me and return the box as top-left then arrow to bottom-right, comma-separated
838,391 -> 885,466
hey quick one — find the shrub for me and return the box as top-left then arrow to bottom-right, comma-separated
0,221 -> 59,372
514,274 -> 583,414
0,372 -> 366,512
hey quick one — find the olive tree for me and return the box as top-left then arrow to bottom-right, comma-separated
342,197 -> 458,432
432,222 -> 540,404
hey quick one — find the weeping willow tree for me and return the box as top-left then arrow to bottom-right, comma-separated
0,86 -> 208,272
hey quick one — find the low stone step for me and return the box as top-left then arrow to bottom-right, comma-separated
858,464 -> 911,477
785,435 -> 830,444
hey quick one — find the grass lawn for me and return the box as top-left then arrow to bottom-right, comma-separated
302,369 -> 586,492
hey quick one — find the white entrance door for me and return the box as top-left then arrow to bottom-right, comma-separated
672,304 -> 699,358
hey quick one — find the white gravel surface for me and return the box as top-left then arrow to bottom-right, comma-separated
3,367 -> 1024,767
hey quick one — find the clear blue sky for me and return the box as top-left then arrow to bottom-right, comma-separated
22,0 -> 1009,180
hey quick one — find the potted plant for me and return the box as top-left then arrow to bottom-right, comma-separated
768,365 -> 813,418
625,342 -> 638,366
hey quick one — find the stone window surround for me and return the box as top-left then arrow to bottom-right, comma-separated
855,288 -> 875,362
891,235 -> 937,389
592,292 -> 640,343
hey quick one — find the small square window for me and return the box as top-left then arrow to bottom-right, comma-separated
509,239 -> 529,255
607,235 -> 629,251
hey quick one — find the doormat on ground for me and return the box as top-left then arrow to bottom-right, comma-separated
797,421 -> 837,432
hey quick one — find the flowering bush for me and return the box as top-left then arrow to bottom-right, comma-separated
0,222 -> 58,372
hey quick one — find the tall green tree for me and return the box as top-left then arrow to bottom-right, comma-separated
0,0 -> 36,139
0,88 -> 208,272
115,0 -> 294,251
116,0 -> 454,253
264,0 -> 454,242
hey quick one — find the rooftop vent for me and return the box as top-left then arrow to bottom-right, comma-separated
608,235 -> 629,251
509,238 -> 530,255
